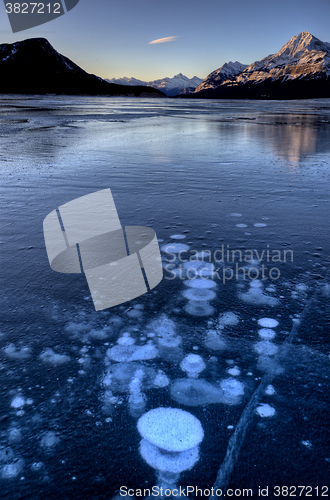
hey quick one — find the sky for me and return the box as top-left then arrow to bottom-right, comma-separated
1,0 -> 330,81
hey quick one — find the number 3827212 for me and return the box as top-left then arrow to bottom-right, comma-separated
5,3 -> 61,14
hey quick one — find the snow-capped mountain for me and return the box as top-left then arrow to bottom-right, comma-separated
0,38 -> 165,97
194,61 -> 248,92
192,32 -> 330,99
107,73 -> 203,96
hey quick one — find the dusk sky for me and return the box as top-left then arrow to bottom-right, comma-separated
1,0 -> 330,81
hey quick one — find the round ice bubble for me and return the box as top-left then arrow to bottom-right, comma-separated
180,354 -> 206,378
204,330 -> 226,351
40,431 -> 60,449
227,366 -> 241,376
239,288 -> 279,307
183,261 -> 215,277
250,279 -> 263,288
140,439 -> 199,473
170,234 -> 186,240
184,278 -> 216,289
0,458 -> 25,479
171,379 -> 223,406
219,378 -> 244,404
182,288 -> 216,302
117,333 -> 136,346
218,312 -> 239,326
256,403 -> 276,417
153,371 -> 170,388
11,395 -> 25,409
265,385 -> 276,395
236,224 -> 247,228
258,318 -> 279,328
258,328 -> 276,340
161,243 -> 190,254
0,446 -> 15,463
255,341 -> 278,356
107,343 -> 158,362
137,408 -> 204,452
185,301 -> 215,317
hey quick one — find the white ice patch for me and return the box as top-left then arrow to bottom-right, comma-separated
204,330 -> 226,350
255,341 -> 278,356
4,343 -> 31,359
184,279 -> 216,289
258,328 -> 276,340
254,223 -> 267,227
161,243 -> 190,254
183,288 -> 216,302
258,318 -> 279,328
153,371 -> 170,388
219,378 -> 245,404
227,366 -> 241,376
265,384 -> 276,395
180,354 -> 206,378
1,458 -> 25,479
39,348 -> 70,365
185,301 -> 215,316
183,260 -> 215,277
170,234 -> 186,239
218,312 -> 239,326
40,431 -> 60,449
140,438 -> 199,474
230,213 -> 242,217
10,396 -> 25,409
256,403 -> 276,417
239,288 -> 279,307
107,342 -> 158,362
236,224 -> 247,228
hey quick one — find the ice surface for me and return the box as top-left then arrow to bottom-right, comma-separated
0,96 -> 328,497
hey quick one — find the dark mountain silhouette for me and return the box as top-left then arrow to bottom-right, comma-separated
0,38 -> 165,97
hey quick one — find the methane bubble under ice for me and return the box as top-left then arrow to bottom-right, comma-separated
184,301 -> 215,316
140,439 -> 199,473
258,328 -> 276,340
256,403 -> 276,417
171,378 -> 224,406
180,354 -> 206,378
138,408 -> 204,453
255,340 -> 278,356
219,378 -> 245,405
258,317 -> 279,328
204,330 -> 226,350
238,284 -> 279,307
39,348 -> 70,365
184,278 -> 216,289
218,312 -> 239,327
170,234 -> 186,240
182,288 -> 216,302
161,243 -> 190,254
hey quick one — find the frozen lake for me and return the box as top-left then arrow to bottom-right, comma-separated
0,96 -> 329,499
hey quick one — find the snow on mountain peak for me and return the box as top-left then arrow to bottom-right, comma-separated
195,61 -> 248,92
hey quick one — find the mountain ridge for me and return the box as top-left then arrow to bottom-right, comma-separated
185,31 -> 330,99
0,38 -> 166,97
106,73 -> 203,96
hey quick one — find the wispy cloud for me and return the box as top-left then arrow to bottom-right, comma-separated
148,36 -> 178,45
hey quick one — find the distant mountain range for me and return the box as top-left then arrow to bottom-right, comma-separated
0,32 -> 328,99
0,38 -> 165,97
185,32 -> 330,99
106,74 -> 203,96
